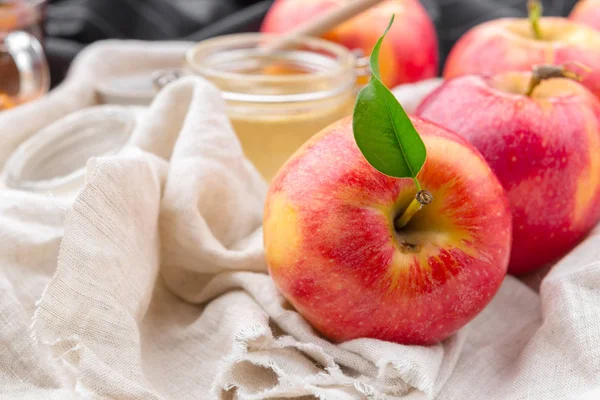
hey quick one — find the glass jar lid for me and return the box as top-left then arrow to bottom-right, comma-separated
3,105 -> 139,194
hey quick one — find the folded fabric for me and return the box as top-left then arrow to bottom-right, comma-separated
0,41 -> 598,400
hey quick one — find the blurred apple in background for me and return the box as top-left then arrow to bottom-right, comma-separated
261,0 -> 439,88
264,116 -> 511,345
569,0 -> 600,31
417,69 -> 600,275
444,1 -> 600,98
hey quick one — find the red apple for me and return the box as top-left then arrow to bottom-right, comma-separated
260,0 -> 439,88
263,116 -> 511,345
569,0 -> 600,31
416,71 -> 600,275
443,16 -> 600,98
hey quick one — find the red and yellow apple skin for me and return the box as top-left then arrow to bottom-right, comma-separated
443,17 -> 600,98
569,0 -> 600,31
260,0 -> 439,88
416,73 -> 600,275
263,116 -> 511,345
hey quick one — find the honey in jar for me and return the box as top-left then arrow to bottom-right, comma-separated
186,34 -> 359,181
0,0 -> 48,111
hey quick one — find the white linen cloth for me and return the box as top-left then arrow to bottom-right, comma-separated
0,40 -> 599,400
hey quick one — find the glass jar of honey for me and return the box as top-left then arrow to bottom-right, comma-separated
0,0 -> 48,111
185,34 -> 358,182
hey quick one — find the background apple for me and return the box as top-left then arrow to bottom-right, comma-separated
569,0 -> 600,31
416,71 -> 600,275
443,16 -> 600,97
260,0 -> 439,88
264,116 -> 511,345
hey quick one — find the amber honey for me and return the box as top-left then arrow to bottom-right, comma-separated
0,92 -> 16,110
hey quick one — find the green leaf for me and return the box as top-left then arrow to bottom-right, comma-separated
352,15 -> 426,187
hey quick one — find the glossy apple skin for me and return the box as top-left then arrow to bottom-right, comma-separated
260,0 -> 439,88
416,73 -> 600,275
263,116 -> 511,345
444,17 -> 600,98
570,0 -> 600,31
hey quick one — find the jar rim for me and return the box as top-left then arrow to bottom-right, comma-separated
185,33 -> 357,103
4,105 -> 136,193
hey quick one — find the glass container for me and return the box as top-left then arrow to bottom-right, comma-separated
0,0 -> 48,111
186,33 -> 358,182
3,106 -> 139,197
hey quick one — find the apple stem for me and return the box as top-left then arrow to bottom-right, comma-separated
528,0 -> 543,40
525,64 -> 583,96
394,190 -> 433,230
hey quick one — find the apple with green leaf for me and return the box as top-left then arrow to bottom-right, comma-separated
260,0 -> 439,88
417,66 -> 600,275
263,17 -> 511,345
444,0 -> 600,97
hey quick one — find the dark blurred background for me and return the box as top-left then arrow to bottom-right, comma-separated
45,0 -> 579,87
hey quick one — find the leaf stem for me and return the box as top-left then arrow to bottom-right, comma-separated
394,189 -> 433,230
528,0 -> 543,40
412,177 -> 422,192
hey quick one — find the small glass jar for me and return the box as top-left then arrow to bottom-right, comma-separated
0,0 -> 49,111
186,33 -> 359,182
